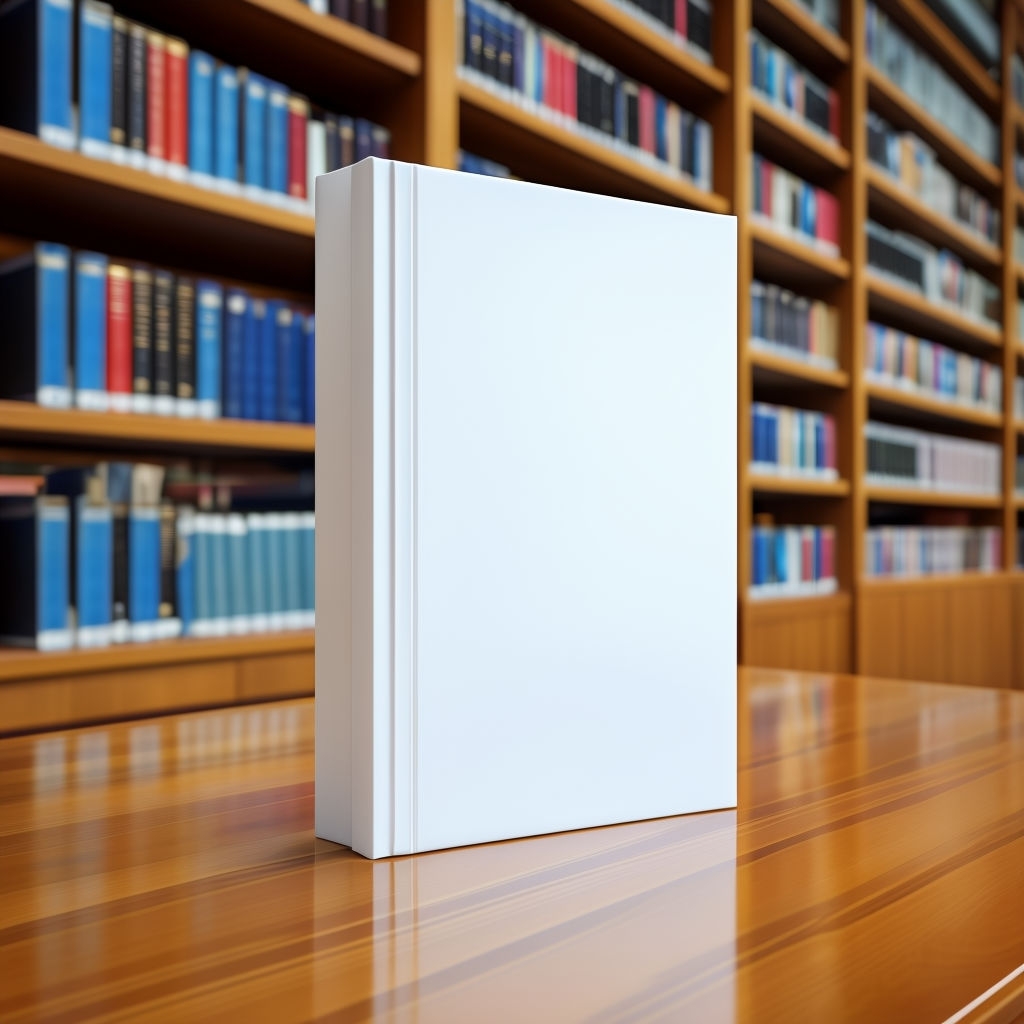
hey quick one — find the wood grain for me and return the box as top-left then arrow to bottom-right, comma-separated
3,667 -> 1024,1021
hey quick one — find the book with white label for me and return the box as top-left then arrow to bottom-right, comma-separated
315,159 -> 737,859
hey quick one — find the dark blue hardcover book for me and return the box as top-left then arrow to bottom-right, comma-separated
655,95 -> 667,163
513,15 -> 524,92
0,242 -> 71,408
129,505 -> 160,640
0,495 -> 71,650
195,280 -> 223,419
774,531 -> 787,585
79,0 -> 113,158
801,183 -> 817,239
241,70 -> 267,191
188,50 -> 216,178
74,251 -> 108,410
300,511 -> 315,624
223,288 -> 247,419
276,305 -> 304,423
768,409 -> 778,463
175,509 -> 195,636
260,299 -> 281,420
0,0 -> 74,148
355,118 -> 373,162
304,312 -> 315,423
243,298 -> 264,420
214,64 -> 239,186
266,80 -> 289,195
481,5 -> 498,81
465,0 -> 482,70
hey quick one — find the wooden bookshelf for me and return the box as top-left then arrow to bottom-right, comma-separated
865,383 -> 1005,427
750,95 -> 851,177
749,348 -> 850,388
749,474 -> 850,496
752,0 -> 850,69
750,221 -> 851,283
864,485 -> 1004,508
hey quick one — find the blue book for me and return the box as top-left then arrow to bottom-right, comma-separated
774,531 -> 787,585
188,51 -> 216,178
176,509 -> 196,637
512,17 -> 525,93
240,70 -> 267,192
223,288 -> 247,419
214,64 -> 239,186
0,0 -> 74,149
196,281 -> 224,419
227,514 -> 249,632
76,494 -> 113,646
247,513 -> 269,632
192,513 -> 213,636
129,506 -> 160,641
259,300 -> 280,420
277,305 -> 305,423
74,251 -> 108,410
79,0 -> 112,158
266,81 -> 289,196
211,515 -> 230,633
654,96 -> 667,163
243,299 -> 264,420
304,313 -> 315,424
355,119 -> 373,162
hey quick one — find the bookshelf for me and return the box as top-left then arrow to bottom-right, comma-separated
3,0 -> 1024,733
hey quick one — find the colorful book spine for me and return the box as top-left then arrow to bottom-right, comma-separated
110,15 -> 128,159
750,523 -> 837,599
288,95 -> 310,206
223,288 -> 248,419
74,251 -> 109,410
196,281 -> 223,419
865,526 -> 1002,578
175,508 -> 196,636
175,276 -> 197,416
304,313 -> 315,424
145,31 -> 167,174
152,269 -> 176,415
266,82 -> 290,199
131,264 -> 154,413
107,262 -> 133,411
241,70 -> 268,199
214,64 -> 240,191
188,51 -> 216,183
126,22 -> 147,169
260,300 -> 281,420
751,404 -> 837,478
165,37 -> 189,177
243,299 -> 264,420
78,0 -> 113,159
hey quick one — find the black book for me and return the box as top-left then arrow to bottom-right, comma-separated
482,7 -> 498,80
174,276 -> 196,411
108,462 -> 132,643
159,501 -> 177,629
686,0 -> 711,52
153,269 -> 175,413
624,83 -> 640,147
355,118 -> 373,161
111,15 -> 128,148
600,69 -> 615,137
330,0 -> 351,19
577,60 -> 591,130
127,21 -> 147,157
132,266 -> 153,409
352,0 -> 369,28
497,12 -> 513,87
371,0 -> 387,37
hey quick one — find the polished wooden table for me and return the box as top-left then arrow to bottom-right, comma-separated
2,667 -> 1024,1022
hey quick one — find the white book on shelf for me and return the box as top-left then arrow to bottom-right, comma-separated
315,159 -> 737,860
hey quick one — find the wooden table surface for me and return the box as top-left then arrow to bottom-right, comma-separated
2,667 -> 1024,1022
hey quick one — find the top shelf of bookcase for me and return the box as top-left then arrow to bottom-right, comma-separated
752,0 -> 850,72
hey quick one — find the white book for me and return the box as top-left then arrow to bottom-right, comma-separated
315,159 -> 737,860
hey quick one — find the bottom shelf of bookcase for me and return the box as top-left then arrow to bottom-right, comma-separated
740,592 -> 852,674
0,632 -> 313,735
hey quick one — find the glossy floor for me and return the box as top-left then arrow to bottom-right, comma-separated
2,668 -> 1024,1021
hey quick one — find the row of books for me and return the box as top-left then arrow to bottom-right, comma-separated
607,0 -> 712,54
749,524 -> 837,598
749,31 -> 839,141
865,421 -> 1001,494
864,322 -> 1002,413
866,221 -> 1000,327
299,0 -> 388,38
794,0 -> 839,34
0,243 -> 314,423
0,464 -> 314,651
865,2 -> 998,165
1014,378 -> 1024,420
749,283 -> 840,369
866,113 -> 1000,245
750,155 -> 840,255
864,526 -> 1002,577
750,404 -> 837,478
458,1 -> 713,190
458,151 -> 512,177
0,0 -> 389,217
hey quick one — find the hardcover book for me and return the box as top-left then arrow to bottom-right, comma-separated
314,160 -> 737,859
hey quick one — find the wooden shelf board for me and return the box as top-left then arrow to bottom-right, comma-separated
865,382 -> 1004,427
751,0 -> 850,71
866,165 -> 1002,270
859,570 -> 1009,591
457,80 -> 729,212
749,474 -> 850,496
0,631 -> 314,685
866,67 -> 1002,194
507,0 -> 729,103
741,590 -> 852,616
0,128 -> 314,292
749,348 -> 849,388
0,401 -> 314,456
865,485 -> 1003,508
751,94 -> 851,178
750,221 -> 850,285
866,274 -> 1003,350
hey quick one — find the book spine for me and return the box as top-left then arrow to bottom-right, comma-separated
282,512 -> 304,627
76,496 -> 113,647
353,0 -> 369,28
176,508 -> 195,636
214,65 -> 239,188
243,299 -> 264,420
188,52 -> 215,178
129,505 -> 160,641
191,512 -> 211,635
196,281 -> 223,419
210,515 -> 230,635
307,112 -> 327,205
324,113 -> 340,171
227,513 -> 250,633
266,83 -> 289,196
152,269 -> 175,414
355,118 -> 372,162
164,38 -> 189,173
371,0 -> 387,36
36,497 -> 71,650
79,0 -> 113,159
110,15 -> 128,155
331,0 -> 352,19
106,264 -> 132,411
371,124 -> 390,159
158,501 -> 180,637
260,300 -> 280,420
301,510 -> 315,627
243,72 -> 267,194
110,502 -> 129,641
126,22 -> 147,168
38,0 -> 75,148
275,304 -> 298,422
35,242 -> 71,409
74,251 -> 109,410
338,116 -> 355,167
223,288 -> 247,419
288,95 -> 310,201
174,276 -> 196,416
131,265 -> 154,412
245,514 -> 268,632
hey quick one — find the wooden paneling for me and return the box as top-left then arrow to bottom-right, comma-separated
742,594 -> 852,671
4,669 -> 1024,1021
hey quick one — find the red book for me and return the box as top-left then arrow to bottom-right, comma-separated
107,264 -> 133,402
639,86 -> 655,153
146,31 -> 166,160
828,90 -> 840,139
546,37 -> 559,114
802,530 -> 813,582
288,96 -> 309,199
564,44 -> 577,120
761,159 -> 772,218
822,529 -> 834,581
675,0 -> 687,37
164,38 -> 189,167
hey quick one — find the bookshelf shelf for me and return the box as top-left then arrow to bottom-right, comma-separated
865,382 -> 1004,427
750,94 -> 851,177
0,402 -> 314,457
865,485 -> 1004,508
741,590 -> 851,613
866,274 -> 1003,350
865,67 -> 1002,193
751,0 -> 850,69
457,80 -> 728,211
0,127 -> 315,291
750,221 -> 850,284
859,571 -> 1009,590
749,474 -> 850,496
866,165 -> 1002,270
749,348 -> 850,388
